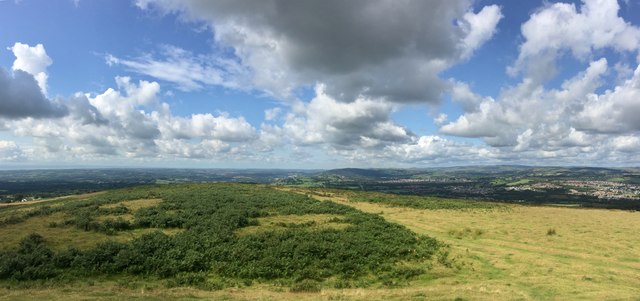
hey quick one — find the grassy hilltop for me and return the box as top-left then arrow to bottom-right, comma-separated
1,183 -> 639,300
0,183 -> 446,299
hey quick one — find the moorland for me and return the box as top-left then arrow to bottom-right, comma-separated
0,167 -> 639,300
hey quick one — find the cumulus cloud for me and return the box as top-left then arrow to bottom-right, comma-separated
281,85 -> 412,149
6,2 -> 640,167
157,112 -> 256,142
441,59 -> 610,147
4,75 -> 260,161
136,0 -> 502,103
385,135 -> 493,164
155,138 -> 230,159
0,43 -> 68,120
9,42 -> 52,95
67,94 -> 109,126
436,0 -> 640,162
574,63 -> 640,133
0,68 -> 68,119
509,0 -> 640,78
458,5 -> 503,59
440,53 -> 640,165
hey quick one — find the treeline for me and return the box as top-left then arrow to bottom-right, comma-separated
0,184 -> 443,289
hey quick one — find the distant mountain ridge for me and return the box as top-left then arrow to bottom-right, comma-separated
321,166 -> 638,180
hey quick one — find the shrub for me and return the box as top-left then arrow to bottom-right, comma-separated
0,233 -> 58,280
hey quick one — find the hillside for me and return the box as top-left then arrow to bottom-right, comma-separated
1,184 -> 640,300
0,183 -> 444,295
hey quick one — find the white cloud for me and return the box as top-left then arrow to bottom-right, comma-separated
257,124 -> 284,151
155,138 -> 230,159
4,76 -> 260,162
439,55 -> 640,163
449,80 -> 495,113
89,76 -> 161,117
0,140 -> 25,161
440,96 -> 506,140
264,107 -> 282,121
5,2 -> 640,167
9,42 -> 52,95
434,113 -> 448,126
574,63 -> 640,133
385,135 -> 492,164
136,0 -> 502,103
509,0 -> 640,77
158,112 -> 256,142
106,45 -> 250,91
611,135 -> 640,152
458,5 -> 503,59
281,84 -> 412,148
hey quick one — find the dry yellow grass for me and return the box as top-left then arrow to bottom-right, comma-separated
100,198 -> 162,210
315,194 -> 640,300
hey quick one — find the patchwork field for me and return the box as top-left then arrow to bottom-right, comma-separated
1,185 -> 639,300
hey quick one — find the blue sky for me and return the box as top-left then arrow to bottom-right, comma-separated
1,0 -> 640,168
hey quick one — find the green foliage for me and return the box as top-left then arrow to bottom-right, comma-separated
0,183 -> 443,289
0,233 -> 58,280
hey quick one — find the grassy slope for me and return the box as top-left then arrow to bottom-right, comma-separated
301,189 -> 640,300
2,186 -> 640,300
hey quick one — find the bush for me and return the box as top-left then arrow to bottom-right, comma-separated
0,233 -> 58,280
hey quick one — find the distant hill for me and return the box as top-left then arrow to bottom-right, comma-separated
321,166 -> 636,180
320,168 -> 421,180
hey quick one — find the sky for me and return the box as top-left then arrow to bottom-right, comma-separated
1,0 -> 640,169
